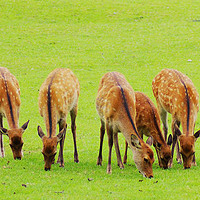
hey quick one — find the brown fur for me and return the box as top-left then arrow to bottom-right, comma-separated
38,68 -> 80,171
96,72 -> 154,178
152,68 -> 200,169
123,92 -> 172,169
0,67 -> 29,159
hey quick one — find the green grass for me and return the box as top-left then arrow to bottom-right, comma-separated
0,0 -> 200,199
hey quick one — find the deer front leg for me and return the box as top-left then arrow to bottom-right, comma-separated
113,132 -> 124,169
97,120 -> 105,166
0,115 -> 4,157
123,141 -> 128,164
106,123 -> 113,174
70,107 -> 79,163
192,153 -> 197,166
168,119 -> 179,168
159,107 -> 168,142
176,141 -> 182,164
175,121 -> 182,164
57,119 -> 67,167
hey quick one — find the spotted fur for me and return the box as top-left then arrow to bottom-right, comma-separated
152,68 -> 200,169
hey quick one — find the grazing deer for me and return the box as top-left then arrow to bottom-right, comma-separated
123,92 -> 172,169
38,68 -> 79,171
96,72 -> 154,178
152,68 -> 200,169
0,67 -> 29,160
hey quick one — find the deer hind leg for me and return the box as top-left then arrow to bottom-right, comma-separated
0,115 -> 4,157
123,141 -> 128,164
70,106 -> 79,163
97,120 -> 105,166
106,123 -> 113,174
113,132 -> 124,169
57,119 -> 67,167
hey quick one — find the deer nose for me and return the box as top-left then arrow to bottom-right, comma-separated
149,175 -> 153,179
163,165 -> 168,169
15,157 -> 21,160
184,166 -> 190,169
45,167 -> 51,171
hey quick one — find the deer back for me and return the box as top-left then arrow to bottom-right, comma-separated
0,67 -> 20,128
152,68 -> 199,135
38,68 -> 80,137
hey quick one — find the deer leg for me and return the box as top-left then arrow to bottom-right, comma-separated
176,141 -> 182,164
168,133 -> 177,168
192,153 -> 197,166
97,120 -> 105,166
175,121 -> 182,164
113,132 -> 124,169
106,123 -> 113,174
0,115 -> 4,157
123,141 -> 128,164
159,107 -> 168,142
57,119 -> 67,167
70,107 -> 79,163
168,119 -> 179,168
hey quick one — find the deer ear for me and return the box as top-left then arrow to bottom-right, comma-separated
57,127 -> 66,142
21,120 -> 30,131
175,124 -> 182,137
0,127 -> 8,136
37,126 -> 45,139
194,130 -> 200,139
146,136 -> 153,146
131,134 -> 141,149
167,134 -> 173,146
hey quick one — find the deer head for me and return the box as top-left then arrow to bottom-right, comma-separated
131,134 -> 154,178
175,124 -> 200,169
37,126 -> 66,171
0,120 -> 29,159
152,135 -> 172,169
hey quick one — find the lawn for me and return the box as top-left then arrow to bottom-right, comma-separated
0,0 -> 200,199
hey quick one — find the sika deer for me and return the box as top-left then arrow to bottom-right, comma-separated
123,92 -> 172,169
0,67 -> 29,159
38,68 -> 79,171
96,72 -> 154,178
152,68 -> 200,169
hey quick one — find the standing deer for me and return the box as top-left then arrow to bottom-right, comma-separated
96,72 -> 154,178
0,67 -> 29,160
123,92 -> 172,169
152,68 -> 200,169
38,68 -> 79,171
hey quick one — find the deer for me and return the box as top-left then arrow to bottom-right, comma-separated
96,72 -> 154,178
0,67 -> 29,160
152,68 -> 200,169
37,68 -> 80,171
123,91 -> 172,169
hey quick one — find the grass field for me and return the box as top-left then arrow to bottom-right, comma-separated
1,0 -> 200,199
